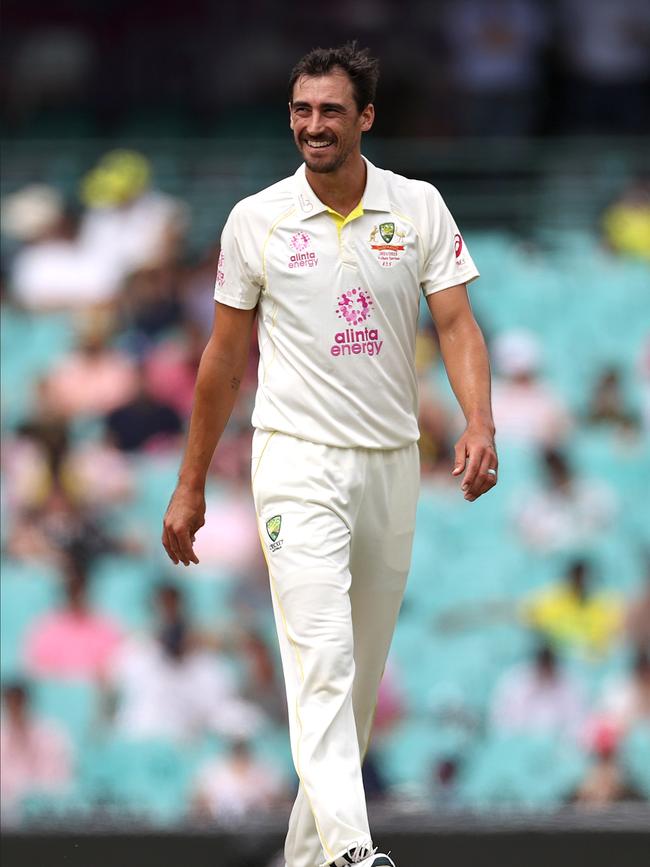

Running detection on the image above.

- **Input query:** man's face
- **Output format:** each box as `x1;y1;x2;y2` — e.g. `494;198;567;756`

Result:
289;70;374;174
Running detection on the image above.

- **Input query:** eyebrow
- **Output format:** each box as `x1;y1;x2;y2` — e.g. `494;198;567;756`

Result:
291;101;348;112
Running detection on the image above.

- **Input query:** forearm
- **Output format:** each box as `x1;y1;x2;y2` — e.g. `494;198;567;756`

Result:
177;342;247;490
438;316;494;433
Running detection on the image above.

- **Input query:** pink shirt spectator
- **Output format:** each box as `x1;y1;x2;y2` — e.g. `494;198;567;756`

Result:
24;610;122;679
44;350;138;419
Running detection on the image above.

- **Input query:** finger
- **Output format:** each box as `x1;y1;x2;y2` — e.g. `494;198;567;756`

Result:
452;441;467;476
174;526;200;566
167;526;190;566
465;450;496;500
162;526;180;565
461;450;482;493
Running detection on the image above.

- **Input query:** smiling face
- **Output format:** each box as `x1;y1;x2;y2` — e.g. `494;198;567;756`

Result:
289;69;374;174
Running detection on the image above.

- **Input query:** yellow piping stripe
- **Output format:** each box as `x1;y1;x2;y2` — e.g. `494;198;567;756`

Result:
252;432;334;861
260;206;296;385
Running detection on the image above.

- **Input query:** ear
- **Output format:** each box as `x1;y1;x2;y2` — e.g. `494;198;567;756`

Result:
360;103;375;133
288;102;294;130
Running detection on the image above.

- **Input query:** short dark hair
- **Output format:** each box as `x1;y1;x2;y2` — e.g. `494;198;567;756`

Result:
289;41;380;113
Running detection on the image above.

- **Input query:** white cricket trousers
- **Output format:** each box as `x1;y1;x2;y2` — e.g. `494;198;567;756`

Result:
251;430;419;867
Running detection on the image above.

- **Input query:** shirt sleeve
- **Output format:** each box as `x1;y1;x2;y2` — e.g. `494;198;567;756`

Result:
214;203;262;309
421;184;479;296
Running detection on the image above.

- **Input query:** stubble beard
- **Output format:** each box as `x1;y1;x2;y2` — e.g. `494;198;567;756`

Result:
298;137;353;174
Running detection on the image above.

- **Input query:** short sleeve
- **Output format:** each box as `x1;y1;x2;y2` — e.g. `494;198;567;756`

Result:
421;185;479;296
214;204;262;310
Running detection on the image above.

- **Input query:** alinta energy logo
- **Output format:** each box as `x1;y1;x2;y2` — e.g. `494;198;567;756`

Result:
331;288;383;358
216;250;225;287
288;231;319;270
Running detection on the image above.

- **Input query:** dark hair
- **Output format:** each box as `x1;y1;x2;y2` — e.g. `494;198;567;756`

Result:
3;680;29;704
288;41;380;113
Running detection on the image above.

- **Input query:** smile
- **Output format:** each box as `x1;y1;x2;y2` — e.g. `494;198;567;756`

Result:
305;140;333;149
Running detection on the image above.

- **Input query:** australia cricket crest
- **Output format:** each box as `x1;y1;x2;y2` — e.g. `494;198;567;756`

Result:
265;515;283;551
369;221;407;268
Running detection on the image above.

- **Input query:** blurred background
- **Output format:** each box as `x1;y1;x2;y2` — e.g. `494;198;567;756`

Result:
1;1;649;865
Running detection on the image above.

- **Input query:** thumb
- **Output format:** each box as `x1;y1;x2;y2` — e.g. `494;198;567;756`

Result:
452;442;466;475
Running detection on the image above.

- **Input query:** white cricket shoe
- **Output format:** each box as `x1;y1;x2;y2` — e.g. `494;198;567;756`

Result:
329;843;395;867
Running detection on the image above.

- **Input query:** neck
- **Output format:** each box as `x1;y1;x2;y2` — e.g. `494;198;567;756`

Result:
305;152;367;216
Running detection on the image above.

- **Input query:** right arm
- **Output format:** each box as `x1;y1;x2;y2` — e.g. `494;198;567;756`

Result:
162;301;256;566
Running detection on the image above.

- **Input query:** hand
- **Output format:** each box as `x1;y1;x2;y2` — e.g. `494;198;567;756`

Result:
162;485;206;566
451;425;498;502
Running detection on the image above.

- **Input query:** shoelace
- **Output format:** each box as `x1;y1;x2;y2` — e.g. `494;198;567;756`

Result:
321;842;378;866
343;842;378;864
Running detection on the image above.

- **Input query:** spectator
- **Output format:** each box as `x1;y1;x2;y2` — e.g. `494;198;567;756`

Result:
42;315;138;420
0;413;69;514
490;643;586;739
8;203;122;310
7;481;138;568
118;265;184;346
0;681;74;823
573;725;640;807
490;330;572;447
192;738;288;821
80;149;189;277
1;184;64;246
430;756;462;808
104;366;184;453
23;557;122;679
106;584;265;742
142;319;205;418
515;448;617;552
598;647;650;737
624;570;650;647
523;560;623;657
586;367;640;429
601;177;650;262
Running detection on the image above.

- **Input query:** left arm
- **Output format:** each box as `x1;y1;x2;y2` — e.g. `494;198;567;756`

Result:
426;283;497;501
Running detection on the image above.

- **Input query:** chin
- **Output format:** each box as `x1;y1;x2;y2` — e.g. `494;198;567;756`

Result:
303;149;346;174
305;159;339;174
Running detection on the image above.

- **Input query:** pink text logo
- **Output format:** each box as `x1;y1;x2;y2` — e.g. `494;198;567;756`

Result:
288;232;319;269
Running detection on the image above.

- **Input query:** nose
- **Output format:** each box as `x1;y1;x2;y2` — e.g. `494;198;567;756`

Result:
305;111;325;136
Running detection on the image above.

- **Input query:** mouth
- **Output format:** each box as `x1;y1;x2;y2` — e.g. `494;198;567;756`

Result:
303;138;334;151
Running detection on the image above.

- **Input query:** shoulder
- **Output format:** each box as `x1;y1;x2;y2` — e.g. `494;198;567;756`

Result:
381;167;441;206
228;174;296;231
379;167;447;229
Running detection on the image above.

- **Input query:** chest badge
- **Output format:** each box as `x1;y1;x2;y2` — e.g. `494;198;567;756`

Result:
369;222;407;268
288;231;319;270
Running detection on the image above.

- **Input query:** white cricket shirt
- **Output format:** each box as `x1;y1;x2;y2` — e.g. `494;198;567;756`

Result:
214;157;479;449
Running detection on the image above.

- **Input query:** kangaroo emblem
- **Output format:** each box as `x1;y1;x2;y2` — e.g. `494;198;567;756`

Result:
369;225;378;243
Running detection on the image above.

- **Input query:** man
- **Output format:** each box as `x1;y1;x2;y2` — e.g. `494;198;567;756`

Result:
163;43;497;867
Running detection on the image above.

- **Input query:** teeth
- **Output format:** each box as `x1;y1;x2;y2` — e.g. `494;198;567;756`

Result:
306;140;331;148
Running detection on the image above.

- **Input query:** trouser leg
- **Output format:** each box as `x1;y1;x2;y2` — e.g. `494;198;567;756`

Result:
252;433;372;867
280;443;420;867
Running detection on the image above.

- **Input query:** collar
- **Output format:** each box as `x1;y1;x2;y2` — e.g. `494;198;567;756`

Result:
292;156;391;221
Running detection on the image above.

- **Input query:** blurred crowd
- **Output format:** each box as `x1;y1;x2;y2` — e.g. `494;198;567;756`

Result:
1;135;649;827
3;0;650;139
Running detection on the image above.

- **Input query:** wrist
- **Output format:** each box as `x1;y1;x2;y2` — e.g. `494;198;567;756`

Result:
177;472;207;493
466;415;495;437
